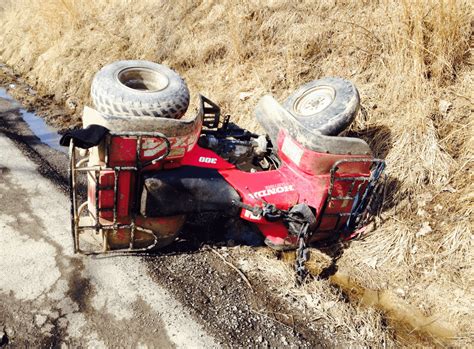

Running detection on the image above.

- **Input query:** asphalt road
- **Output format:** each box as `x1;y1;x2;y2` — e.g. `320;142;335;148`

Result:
0;99;218;347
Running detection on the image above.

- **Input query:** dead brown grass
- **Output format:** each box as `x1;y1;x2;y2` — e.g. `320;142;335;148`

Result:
0;0;472;346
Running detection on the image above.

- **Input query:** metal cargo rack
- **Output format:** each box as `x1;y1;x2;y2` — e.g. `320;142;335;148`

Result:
69;131;170;255
315;158;385;238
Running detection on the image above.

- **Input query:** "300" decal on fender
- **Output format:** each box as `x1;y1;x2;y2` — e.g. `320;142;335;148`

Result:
198;156;218;164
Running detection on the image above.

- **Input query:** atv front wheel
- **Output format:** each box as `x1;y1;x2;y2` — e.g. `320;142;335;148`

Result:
91;60;190;119
283;77;360;136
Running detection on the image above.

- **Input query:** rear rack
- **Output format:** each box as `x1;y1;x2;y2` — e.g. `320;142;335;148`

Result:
315;158;385;238
69;131;170;254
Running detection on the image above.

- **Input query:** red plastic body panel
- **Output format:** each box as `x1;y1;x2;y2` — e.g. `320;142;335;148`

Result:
277;129;371;175
88;128;374;246
107;132;200;168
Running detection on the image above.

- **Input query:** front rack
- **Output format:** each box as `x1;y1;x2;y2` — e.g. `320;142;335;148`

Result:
315;158;385;238
69;131;170;254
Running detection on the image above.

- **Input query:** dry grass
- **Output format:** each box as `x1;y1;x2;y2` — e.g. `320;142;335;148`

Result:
0;0;472;346
240;247;399;347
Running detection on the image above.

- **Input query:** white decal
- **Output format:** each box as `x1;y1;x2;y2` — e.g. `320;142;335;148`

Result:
248;184;295;199
198;156;217;164
281;136;304;166
243;209;262;220
142;138;168;157
142;136;195;158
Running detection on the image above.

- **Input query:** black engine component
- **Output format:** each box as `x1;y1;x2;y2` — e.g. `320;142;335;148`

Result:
140;166;241;217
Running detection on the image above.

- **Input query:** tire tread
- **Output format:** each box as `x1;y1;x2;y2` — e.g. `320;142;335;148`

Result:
91;60;190;119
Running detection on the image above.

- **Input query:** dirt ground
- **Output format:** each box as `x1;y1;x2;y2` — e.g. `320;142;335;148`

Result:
0;65;76;131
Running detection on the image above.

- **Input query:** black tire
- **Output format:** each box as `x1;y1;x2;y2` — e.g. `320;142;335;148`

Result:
283;77;360;136
91;60;190;119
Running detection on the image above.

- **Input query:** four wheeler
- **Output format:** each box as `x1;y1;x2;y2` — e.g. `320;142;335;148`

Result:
64;61;385;266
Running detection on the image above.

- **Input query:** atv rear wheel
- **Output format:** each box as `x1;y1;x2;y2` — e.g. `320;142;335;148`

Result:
283;77;360;136
91;60;190;119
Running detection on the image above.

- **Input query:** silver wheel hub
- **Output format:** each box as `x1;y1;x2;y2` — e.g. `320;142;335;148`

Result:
117;67;169;92
294;86;336;115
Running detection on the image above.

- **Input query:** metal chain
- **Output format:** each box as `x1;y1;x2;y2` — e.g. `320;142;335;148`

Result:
232;200;313;285
295;222;310;285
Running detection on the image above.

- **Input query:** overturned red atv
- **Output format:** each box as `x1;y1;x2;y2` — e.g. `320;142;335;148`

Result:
64;61;384;264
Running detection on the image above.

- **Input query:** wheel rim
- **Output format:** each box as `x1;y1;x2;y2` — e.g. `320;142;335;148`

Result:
117;67;169;92
293;86;336;116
